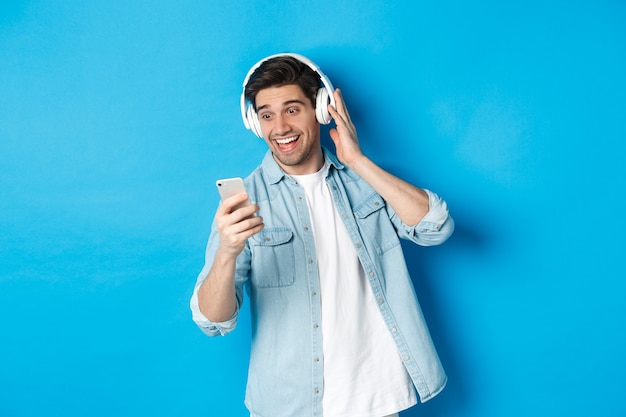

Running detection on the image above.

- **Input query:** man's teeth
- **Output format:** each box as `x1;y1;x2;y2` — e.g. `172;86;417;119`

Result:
276;136;298;145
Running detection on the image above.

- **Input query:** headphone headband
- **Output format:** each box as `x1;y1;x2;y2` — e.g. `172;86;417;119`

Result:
240;53;336;137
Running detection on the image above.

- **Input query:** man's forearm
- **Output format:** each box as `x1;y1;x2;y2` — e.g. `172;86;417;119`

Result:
349;155;430;226
197;249;238;322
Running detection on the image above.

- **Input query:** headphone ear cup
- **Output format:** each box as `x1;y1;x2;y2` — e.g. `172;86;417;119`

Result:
246;105;263;138
315;87;331;125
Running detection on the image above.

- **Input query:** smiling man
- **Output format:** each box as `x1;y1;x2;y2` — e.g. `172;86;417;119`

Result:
256;84;321;173
190;53;454;417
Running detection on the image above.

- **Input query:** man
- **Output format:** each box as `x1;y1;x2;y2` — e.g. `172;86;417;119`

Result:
190;53;454;417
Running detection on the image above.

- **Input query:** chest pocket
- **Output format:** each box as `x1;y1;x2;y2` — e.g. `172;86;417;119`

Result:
353;194;400;254
249;227;295;288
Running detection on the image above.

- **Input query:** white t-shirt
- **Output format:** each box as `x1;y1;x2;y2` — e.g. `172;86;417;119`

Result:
292;166;417;417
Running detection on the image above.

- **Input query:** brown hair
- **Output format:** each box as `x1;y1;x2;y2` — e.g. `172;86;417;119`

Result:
244;56;321;111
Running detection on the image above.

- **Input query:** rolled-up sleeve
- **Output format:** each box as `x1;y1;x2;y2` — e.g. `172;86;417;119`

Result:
399;189;454;246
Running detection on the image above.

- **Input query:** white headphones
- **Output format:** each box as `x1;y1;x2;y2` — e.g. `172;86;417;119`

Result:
240;53;336;138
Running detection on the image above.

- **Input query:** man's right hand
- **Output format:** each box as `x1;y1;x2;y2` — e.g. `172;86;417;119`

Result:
215;192;264;257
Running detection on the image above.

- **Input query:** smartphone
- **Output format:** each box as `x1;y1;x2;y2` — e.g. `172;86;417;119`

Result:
216;177;251;211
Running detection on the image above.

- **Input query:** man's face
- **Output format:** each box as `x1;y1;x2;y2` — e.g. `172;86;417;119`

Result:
255;84;323;175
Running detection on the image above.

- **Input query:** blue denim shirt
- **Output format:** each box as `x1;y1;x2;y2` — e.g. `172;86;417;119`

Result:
191;148;454;417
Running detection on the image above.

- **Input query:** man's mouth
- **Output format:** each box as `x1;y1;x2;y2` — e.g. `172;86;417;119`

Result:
275;135;298;145
274;135;299;152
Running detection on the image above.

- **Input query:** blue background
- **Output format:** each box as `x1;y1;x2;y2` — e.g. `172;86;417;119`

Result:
1;1;625;416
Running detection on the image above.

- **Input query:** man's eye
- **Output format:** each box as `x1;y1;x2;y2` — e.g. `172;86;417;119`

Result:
287;107;299;114
260;113;272;120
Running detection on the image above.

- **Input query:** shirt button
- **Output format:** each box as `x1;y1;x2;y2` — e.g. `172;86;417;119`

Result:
308;258;313;264
391;327;397;333
313;323;319;328
312;291;317;296
356;243;362;249
404;355;410;361
314;357;320;362
314;389;320;395
304;226;309;232
378;298;384;305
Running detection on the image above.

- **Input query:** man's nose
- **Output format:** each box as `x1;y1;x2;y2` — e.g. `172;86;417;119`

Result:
273;114;290;134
